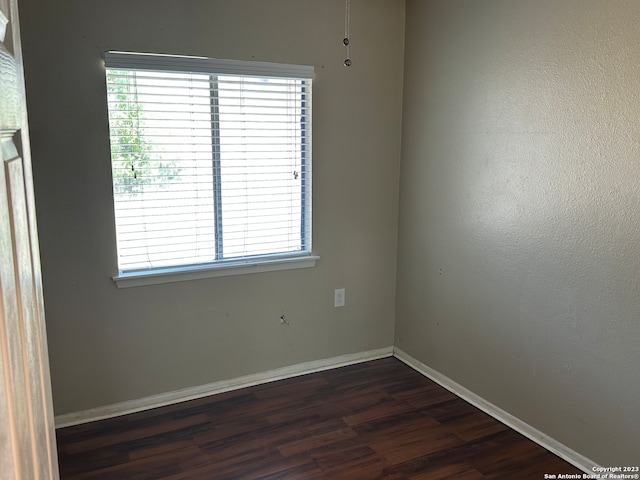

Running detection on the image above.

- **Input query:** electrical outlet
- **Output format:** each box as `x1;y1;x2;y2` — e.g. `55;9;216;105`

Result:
334;288;345;308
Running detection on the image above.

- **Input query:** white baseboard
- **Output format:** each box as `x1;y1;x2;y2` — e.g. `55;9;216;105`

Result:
393;347;600;474
54;346;394;429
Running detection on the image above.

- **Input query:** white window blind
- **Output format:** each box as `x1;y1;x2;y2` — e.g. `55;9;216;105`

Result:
104;52;313;274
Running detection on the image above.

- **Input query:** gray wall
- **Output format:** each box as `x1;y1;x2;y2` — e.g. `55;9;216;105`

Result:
396;0;640;464
19;0;405;415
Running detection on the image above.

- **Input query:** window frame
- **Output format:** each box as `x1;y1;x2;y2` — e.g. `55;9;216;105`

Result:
103;52;318;288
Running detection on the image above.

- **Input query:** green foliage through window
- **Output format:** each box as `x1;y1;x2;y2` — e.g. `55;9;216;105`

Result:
107;70;180;195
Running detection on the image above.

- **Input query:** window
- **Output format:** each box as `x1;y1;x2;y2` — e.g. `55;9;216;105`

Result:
103;52;316;287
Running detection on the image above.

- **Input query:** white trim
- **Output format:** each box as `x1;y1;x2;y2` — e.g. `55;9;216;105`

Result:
54;347;393;428
103;51;314;79
392;348;601;474
113;255;320;288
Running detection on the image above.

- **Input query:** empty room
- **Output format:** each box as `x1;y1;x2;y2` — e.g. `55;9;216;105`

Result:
2;0;638;478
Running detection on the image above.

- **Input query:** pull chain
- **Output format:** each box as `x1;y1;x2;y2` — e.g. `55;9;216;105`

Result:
343;0;351;66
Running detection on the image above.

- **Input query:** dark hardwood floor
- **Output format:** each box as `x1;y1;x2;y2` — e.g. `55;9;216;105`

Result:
56;357;583;479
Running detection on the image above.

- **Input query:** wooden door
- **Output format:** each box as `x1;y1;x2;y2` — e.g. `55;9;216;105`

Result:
0;0;60;478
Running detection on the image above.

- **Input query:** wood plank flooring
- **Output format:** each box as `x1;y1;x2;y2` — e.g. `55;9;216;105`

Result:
56;357;583;479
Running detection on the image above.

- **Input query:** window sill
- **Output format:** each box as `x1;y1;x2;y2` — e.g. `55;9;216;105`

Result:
113;254;320;288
